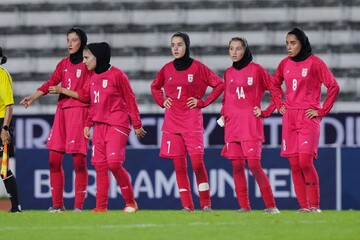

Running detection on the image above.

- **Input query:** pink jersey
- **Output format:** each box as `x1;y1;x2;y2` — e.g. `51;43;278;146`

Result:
84;66;142;130
38;57;90;109
272;55;339;116
220;63;275;142
151;60;224;133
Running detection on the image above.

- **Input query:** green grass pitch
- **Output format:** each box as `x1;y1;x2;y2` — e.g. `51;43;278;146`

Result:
1;210;359;240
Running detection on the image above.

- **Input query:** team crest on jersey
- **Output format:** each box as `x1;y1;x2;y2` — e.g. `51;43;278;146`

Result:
302;68;308;77
247;77;253;85
76;69;82;78
188;74;193;82
102;79;108;88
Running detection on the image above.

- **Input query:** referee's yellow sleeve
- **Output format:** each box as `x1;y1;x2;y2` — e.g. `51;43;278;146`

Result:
0;67;14;118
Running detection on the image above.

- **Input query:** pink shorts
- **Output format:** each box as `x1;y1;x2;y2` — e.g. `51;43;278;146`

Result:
281;109;320;158
159;131;204;159
221;140;262;160
91;123;130;165
46;107;89;155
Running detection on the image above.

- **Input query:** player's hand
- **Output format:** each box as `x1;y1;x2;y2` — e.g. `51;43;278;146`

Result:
49;86;63;94
253;106;262;117
279;105;286;115
84;127;91;140
305;109;319;119
163;98;172;109
187;97;198;109
217;115;225;127
134;127;147;138
1;130;11;145
20;96;34;108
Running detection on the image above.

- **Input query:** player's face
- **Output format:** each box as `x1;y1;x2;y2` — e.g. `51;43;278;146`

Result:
171;36;186;59
83;49;96;71
67;32;81;55
286;34;302;57
229;40;245;62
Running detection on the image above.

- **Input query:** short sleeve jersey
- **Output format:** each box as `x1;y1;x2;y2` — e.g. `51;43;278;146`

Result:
0;66;14;118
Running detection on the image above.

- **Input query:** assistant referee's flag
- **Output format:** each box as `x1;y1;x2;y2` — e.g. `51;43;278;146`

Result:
1;144;8;178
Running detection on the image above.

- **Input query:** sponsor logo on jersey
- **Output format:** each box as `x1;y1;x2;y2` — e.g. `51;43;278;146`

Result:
76;69;82;78
247;77;253;85
102;79;108;88
188;74;193;82
302;68;308;77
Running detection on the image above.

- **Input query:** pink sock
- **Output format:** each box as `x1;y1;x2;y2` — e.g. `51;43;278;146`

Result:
248;158;276;209
299;153;320;209
49;150;64;208
94;164;109;209
72;153;88;209
173;158;194;210
108;162;135;205
289;156;309;209
190;154;211;209
232;158;251;210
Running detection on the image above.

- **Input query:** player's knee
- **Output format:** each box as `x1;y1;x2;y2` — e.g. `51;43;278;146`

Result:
74;162;87;173
94;163;108;173
299;162;314;174
174;162;187;173
248;165;262;177
231;159;245;172
108;162;122;172
173;158;187;173
49;159;62;172
289;160;301;171
192;162;205;173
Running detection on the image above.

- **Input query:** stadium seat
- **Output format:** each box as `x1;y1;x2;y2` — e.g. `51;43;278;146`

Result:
1;0;359;113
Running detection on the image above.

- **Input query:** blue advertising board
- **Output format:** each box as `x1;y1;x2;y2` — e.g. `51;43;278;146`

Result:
341;147;360;210
12;113;360;149
15;147;343;210
11;113;360;210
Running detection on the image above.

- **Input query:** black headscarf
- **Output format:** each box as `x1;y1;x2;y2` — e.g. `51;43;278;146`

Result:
0;47;7;65
172;32;193;71
288;27;312;62
67;27;87;64
232;37;253;70
86;42;111;74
